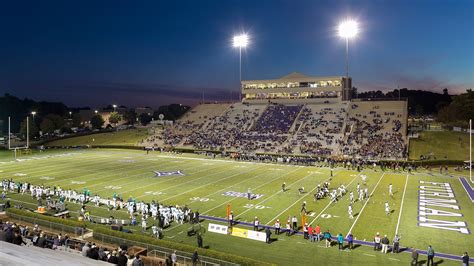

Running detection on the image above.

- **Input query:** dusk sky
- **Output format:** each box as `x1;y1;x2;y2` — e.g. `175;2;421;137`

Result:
0;0;473;108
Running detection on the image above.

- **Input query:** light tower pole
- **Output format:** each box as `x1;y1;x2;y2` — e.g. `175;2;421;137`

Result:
233;34;248;102
338;19;358;100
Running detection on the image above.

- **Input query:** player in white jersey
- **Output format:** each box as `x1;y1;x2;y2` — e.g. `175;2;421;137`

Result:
385;202;390;215
348;204;354;219
389;184;393;197
349;191;354;204
361;174;367;184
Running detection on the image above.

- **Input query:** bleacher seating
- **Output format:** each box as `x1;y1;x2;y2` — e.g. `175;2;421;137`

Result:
144;100;407;159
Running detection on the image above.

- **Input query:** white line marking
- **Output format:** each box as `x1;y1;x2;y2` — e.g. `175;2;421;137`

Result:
237;172;315;219
347;173;385;235
363;253;375;257
395;175;409;235
389;258;400;261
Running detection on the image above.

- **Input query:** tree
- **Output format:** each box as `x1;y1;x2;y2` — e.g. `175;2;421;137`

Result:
109;112;122;124
123;109;137;125
40;118;56;134
90;115;104;129
139;113;152;126
72;113;82;127
19;117;39;139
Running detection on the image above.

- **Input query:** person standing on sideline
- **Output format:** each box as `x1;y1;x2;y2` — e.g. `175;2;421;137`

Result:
197;233;203;248
247;188;252;200
253;217;259;231
323;230;332;248
337;233;344;250
274;219;280;235
381;235;389;253
393;234;401;254
292;216;298;232
374;233;381;251
346;232;354;250
411;248;419;265
427;245;435;266
315;224;321;241
228;211;234;227
285;221;291;236
308;225;314;242
461;252;469;266
265;227;271;244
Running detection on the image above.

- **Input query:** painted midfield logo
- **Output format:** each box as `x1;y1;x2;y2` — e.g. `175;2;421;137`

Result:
153;170;185;177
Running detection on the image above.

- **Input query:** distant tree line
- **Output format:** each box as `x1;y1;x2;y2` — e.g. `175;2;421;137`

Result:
0;93;191;139
437;89;474;128
356;88;452;115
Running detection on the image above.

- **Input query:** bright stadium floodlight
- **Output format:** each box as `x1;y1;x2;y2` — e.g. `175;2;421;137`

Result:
112;104;117;112
338;20;359;39
233;34;248;48
338;19;359;98
233;34;249;101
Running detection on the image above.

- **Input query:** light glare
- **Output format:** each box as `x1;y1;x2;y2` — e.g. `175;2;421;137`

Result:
338;20;358;39
233;34;248;48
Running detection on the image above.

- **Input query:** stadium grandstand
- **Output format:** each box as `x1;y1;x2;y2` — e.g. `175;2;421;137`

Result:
145;72;408;160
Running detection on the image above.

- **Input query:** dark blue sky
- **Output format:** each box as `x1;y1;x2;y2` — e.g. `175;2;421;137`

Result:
0;0;473;107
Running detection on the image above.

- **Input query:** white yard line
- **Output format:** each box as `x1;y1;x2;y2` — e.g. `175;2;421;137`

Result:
395;175;409;236
346;173;385;235
308;173;360;225
158;166;264;202
201;168;302;215
263;171;341;224
236;172;315;220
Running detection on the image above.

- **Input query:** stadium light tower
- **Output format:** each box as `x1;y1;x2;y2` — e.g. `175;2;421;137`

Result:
112;104;117;112
233;34;248;84
338;19;358;79
31;111;36;121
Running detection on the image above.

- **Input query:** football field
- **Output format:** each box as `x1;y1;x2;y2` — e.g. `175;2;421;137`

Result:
1;148;473;265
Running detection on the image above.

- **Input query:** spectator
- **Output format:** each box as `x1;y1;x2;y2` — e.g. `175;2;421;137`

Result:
171;251;177;265
117;251;128;266
37;233;46;248
192;250;199;266
108;250;119;264
82;242;90;257
132;254;144;266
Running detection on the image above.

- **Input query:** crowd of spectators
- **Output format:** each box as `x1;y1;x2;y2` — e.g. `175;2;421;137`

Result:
142;102;407;159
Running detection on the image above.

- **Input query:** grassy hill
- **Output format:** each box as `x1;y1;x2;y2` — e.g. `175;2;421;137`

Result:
409;131;473;161
44;128;148;147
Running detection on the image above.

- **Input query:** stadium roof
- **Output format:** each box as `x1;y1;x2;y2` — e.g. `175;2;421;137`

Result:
242;72;344;84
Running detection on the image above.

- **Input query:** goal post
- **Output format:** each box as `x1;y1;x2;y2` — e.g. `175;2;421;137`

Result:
8;116;30;160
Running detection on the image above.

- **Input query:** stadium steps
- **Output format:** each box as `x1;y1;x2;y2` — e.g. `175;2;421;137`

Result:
0;241;109;266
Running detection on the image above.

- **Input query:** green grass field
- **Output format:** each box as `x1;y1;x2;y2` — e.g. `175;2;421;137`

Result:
1;148;472;265
409;131;473;161
44;128;149;147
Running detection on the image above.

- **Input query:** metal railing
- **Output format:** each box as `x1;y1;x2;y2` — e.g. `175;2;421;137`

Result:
7;212;87;239
93;232;239;266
